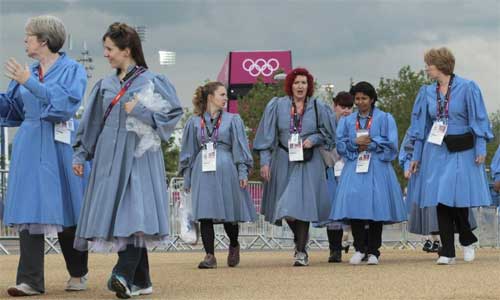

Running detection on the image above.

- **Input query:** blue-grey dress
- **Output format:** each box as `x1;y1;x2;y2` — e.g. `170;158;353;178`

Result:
253;96;336;225
330;108;407;223
490;146;500;206
179;112;256;222
0;53;87;235
410;75;493;208
399;130;476;235
73;68;183;251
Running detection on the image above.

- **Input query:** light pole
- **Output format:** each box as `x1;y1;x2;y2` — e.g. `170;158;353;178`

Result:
76;41;94;79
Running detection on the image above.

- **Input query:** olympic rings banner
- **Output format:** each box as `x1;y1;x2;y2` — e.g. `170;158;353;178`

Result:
229;51;292;84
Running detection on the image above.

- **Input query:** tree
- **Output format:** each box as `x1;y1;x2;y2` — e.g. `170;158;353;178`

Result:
486;110;500;167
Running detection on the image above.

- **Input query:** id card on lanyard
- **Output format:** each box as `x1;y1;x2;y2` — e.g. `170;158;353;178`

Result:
288;100;306;162
334;159;345;177
428;75;454;146
355;113;372;173
201;113;222;172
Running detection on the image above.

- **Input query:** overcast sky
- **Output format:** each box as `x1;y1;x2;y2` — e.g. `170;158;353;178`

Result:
1;0;499;113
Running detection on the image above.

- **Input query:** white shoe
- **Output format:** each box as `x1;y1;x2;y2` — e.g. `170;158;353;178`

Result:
130;285;153;296
463;245;475;262
349;251;365;265
436;256;456;265
293;251;309;266
367;254;379;265
7;283;42;296
65;274;88;291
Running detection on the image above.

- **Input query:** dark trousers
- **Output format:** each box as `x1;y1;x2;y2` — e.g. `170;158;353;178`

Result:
113;245;151;288
17;227;88;292
327;229;343;251
200;219;239;255
287;219;310;253
351;220;383;257
436;203;478;258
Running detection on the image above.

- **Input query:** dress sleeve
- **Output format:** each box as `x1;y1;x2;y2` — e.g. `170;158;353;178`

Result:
335;116;358;161
252;97;279;167
230;114;254;181
178;117;199;190
409;86;429;162
0;80;24;126
368;112;399;162
465;80;494;157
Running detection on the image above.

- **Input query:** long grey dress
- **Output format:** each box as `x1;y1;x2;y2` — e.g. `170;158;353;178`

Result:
179;112;256;222
72;68;183;251
253;96;336;225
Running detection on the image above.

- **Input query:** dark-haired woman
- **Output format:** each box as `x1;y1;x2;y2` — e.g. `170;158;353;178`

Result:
72;23;183;298
179;82;255;269
253;68;336;266
330;82;406;265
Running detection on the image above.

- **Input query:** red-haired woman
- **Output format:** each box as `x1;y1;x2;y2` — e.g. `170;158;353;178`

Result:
253;67;336;266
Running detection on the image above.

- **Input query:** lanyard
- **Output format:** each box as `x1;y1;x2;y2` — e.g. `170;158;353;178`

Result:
201;112;222;145
38;65;44;83
289;98;307;134
436;74;454;120
355;110;373;131
102;66;146;123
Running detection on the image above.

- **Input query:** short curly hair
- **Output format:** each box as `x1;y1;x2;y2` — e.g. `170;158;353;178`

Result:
424;47;455;75
284;67;314;97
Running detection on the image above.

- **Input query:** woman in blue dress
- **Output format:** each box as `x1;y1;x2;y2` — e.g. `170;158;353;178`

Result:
408;47;493;265
179;81;255;269
253;68;336;267
491;146;500;206
330;82;406;265
1;15;89;297
72;23;183;298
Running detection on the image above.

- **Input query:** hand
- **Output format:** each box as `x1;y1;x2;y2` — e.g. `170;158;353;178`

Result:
358;145;368;152
404;170;412;180
260;165;270;182
475;155;485;165
356;135;371;146
4;58;30;84
303;139;313;149
494;181;500;192
409;161;419;174
240;179;248;189
124;96;139;114
72;164;84;177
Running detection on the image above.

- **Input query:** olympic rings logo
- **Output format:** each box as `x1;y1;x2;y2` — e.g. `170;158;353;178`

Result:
242;58;280;77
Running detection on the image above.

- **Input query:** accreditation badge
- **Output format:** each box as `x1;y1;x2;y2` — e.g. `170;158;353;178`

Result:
54;118;73;144
334;159;345;177
202;142;217;172
356;129;369;138
356;151;371;173
288;133;303;161
427;121;447;146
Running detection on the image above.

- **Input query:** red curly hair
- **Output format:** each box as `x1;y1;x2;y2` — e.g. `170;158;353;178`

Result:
284;67;314;97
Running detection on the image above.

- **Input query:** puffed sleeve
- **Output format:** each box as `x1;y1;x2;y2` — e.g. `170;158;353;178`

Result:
129;74;183;141
230;114;254;181
335;116;358;161
178;117;200;190
0;81;24;126
409;86;430;162
252;97;279;167
492;146;500;182
465;81;494;157
72;80;104;164
368;112;399;162
398;129;413;172
23;64;86;123
305;100;336;150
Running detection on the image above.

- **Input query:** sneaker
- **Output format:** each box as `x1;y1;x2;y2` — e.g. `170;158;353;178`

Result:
227;244;240;267
7;283;42;297
367;254;379;265
65;274;88;291
293;251;309;266
430;240;441;253
109;274;131;299
349;251;365;265
463;244;475;262
130;285;153;296
198;254;217;269
328;250;342;263
436;256;456;265
422;239;433;252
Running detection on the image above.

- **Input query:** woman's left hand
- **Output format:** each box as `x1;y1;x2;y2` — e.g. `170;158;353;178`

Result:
124;96;139;114
4;58;30;84
240;179;248;189
494;181;500;192
475;155;486;165
303;139;313;149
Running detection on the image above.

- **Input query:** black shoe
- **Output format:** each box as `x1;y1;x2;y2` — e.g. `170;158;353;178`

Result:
328;250;342;263
361;253;369;262
430;240;440;253
343;244;350;254
422;240;433;252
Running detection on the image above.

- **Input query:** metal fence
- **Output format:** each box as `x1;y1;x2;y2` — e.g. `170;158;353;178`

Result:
1;174;499;254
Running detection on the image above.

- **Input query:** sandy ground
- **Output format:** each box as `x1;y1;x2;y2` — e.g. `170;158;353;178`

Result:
1;249;500;300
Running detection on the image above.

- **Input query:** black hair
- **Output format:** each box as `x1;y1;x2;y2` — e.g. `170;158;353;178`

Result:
333;91;354;107
350;81;377;108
